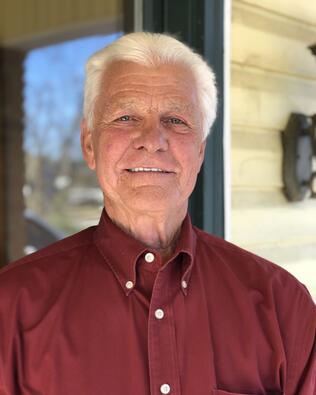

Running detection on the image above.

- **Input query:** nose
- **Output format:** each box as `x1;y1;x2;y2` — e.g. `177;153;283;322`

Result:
133;119;168;153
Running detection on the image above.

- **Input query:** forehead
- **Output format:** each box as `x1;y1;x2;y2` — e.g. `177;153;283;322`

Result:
98;60;199;111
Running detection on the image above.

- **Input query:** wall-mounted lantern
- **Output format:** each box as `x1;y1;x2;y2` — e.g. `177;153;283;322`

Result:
282;113;316;201
308;43;316;56
282;45;316;202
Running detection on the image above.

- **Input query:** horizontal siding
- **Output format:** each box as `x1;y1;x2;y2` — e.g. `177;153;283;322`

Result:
231;0;316;299
232;21;316;79
231;128;282;188
231;85;316;133
238;0;316;26
232;195;316;248
0;0;122;45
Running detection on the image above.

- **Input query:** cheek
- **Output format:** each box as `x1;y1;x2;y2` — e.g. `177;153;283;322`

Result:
94;135;128;176
92;142;111;184
181;147;204;190
179;142;203;171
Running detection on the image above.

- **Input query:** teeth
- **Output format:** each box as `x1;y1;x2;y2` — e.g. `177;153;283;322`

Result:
129;167;165;172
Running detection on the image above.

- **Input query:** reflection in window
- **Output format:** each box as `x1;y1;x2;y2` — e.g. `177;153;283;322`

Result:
23;33;122;252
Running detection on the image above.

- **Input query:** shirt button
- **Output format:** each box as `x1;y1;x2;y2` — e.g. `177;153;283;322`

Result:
160;383;171;394
155;309;164;319
125;281;134;289
145;252;155;263
181;280;188;289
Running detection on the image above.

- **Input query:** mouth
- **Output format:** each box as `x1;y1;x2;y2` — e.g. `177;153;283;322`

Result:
126;167;172;173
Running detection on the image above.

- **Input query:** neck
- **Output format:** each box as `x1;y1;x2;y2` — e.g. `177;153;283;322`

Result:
105;201;187;263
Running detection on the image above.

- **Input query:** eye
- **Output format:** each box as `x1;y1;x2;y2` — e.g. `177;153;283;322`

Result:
116;115;131;122
167;117;185;125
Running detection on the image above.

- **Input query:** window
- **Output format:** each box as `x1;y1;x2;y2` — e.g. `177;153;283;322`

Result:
23;33;122;253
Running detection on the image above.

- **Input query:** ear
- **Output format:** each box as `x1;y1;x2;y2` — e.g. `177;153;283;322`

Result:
80;119;96;170
197;141;206;172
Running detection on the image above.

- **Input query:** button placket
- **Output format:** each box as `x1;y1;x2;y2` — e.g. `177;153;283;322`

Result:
148;265;181;394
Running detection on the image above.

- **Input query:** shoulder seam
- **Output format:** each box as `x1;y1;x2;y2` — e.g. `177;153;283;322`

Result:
0;235;94;277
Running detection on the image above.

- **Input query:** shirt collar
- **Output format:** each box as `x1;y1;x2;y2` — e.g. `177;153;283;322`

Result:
93;209;197;296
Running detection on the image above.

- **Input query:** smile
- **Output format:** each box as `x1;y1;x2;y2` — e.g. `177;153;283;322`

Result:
127;167;171;173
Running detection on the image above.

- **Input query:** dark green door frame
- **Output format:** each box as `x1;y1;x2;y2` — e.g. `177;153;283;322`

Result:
124;0;226;237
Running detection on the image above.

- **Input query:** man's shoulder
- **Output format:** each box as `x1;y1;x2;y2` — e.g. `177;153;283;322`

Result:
194;225;276;267
193;226;314;301
0;226;97;285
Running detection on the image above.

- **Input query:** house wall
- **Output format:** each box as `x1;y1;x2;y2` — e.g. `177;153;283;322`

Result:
231;0;316;298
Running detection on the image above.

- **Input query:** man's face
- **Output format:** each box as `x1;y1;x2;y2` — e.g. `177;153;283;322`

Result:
81;61;206;216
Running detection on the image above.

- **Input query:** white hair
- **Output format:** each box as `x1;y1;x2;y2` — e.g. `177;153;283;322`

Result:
83;32;217;139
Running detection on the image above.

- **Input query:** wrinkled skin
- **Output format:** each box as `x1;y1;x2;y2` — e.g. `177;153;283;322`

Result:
81;61;205;258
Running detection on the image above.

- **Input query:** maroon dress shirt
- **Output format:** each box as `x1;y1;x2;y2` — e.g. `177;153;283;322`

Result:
0;210;315;395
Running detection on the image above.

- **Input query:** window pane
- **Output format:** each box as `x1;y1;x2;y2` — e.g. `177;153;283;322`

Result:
23;33;122;253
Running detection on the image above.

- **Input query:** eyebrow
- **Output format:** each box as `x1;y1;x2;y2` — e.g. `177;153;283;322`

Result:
103;97;146;113
162;97;197;114
104;96;197;115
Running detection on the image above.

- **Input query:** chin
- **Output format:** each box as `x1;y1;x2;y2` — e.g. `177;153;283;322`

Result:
125;187;179;213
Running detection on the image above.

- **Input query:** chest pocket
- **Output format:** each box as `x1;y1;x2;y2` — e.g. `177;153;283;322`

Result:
213;390;283;395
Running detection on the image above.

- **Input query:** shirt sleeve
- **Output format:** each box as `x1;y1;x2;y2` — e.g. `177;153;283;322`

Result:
293;338;316;395
0;270;19;395
280;280;316;394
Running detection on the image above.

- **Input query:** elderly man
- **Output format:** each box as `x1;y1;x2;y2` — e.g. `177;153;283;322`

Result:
0;32;315;395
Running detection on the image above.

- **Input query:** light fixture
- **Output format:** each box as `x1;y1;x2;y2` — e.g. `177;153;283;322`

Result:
282;45;316;201
282;113;316;201
308;43;316;56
